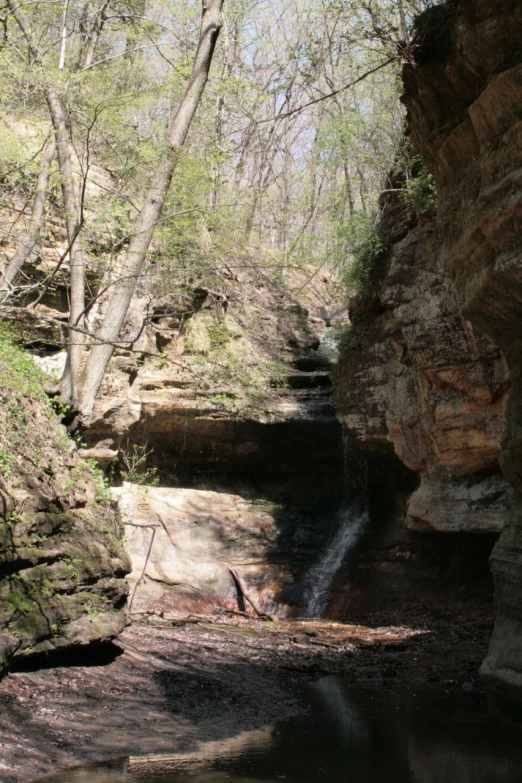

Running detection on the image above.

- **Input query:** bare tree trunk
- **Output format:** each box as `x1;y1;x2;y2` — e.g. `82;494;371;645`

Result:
58;0;70;70
46;89;86;407
357;164;368;213
209;16;229;211
80;0;111;69
279;139;291;253
233;125;254;192
0;137;56;298
288;171;325;258
78;0;225;421
7;0;86;406
397;0;408;41
210;10;241;210
343;160;355;216
245;122;279;241
122;0;147;59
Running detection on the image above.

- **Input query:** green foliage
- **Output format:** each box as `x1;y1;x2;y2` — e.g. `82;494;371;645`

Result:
0;325;50;474
119;442;159;486
152;353;170;370
263;360;288;389
0;325;120;518
207;322;231;349
0;0;418;329
336;213;389;296
0;122;44;194
209;393;241;414
330;321;353;354
402;160;437;216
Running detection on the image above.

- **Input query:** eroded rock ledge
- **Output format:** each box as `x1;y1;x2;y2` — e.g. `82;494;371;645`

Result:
50;267;346;512
401;0;522;711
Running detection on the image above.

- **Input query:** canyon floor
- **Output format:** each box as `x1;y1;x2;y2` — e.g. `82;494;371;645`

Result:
0;609;493;782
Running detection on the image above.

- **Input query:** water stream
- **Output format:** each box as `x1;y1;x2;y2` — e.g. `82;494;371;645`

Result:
302;504;368;618
302;429;369;619
39;679;522;783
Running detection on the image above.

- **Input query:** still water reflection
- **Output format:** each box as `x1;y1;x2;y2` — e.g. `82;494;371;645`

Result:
40;678;522;783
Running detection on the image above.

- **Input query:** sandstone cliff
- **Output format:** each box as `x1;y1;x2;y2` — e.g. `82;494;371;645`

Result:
74;266;345;495
382;0;522;712
333;0;522;715
0;330;129;671
334;186;512;534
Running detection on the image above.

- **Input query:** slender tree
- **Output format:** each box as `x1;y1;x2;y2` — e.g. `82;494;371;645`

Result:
78;0;225;420
7;0;87;405
0;137;56;297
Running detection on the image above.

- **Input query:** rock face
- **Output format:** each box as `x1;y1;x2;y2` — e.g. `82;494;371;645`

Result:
118;484;344;619
74;267;345;496
0;334;129;671
400;0;522;712
334;194;512;534
16;212;352;622
96;273;351;622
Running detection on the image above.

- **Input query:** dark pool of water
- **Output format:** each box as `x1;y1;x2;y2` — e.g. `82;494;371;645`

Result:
40;678;522;783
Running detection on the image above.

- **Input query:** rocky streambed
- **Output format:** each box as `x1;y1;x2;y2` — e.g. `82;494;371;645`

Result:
0;609;497;782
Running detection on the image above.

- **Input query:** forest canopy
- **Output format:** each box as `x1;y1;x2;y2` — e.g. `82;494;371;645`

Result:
0;0;437;414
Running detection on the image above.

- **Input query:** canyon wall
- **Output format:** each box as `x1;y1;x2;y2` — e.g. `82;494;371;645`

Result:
402;0;522;713
335;0;522;712
334;193;512;534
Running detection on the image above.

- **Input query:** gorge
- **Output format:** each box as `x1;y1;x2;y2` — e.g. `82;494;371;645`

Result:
1;0;522;780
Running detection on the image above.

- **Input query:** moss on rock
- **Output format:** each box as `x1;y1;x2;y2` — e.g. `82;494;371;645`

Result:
0;327;129;670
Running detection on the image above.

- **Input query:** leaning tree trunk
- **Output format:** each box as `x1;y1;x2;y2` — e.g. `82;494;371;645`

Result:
77;0;225;421
0;137;56;298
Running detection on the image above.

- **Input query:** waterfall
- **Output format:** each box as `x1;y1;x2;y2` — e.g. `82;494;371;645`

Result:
302;504;368;619
303;433;368;619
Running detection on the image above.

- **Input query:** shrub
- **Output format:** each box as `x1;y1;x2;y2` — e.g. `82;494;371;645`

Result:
401;158;437;216
337;212;389;296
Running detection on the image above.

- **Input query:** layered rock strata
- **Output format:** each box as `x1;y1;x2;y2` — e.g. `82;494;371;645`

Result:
401;0;522;711
73;268;345;496
334;194;511;534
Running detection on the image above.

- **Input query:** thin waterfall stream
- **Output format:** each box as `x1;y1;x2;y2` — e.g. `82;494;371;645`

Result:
303;432;369;619
302;504;368;618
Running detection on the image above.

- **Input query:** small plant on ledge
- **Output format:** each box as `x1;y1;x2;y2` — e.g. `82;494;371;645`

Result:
119;442;159;486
